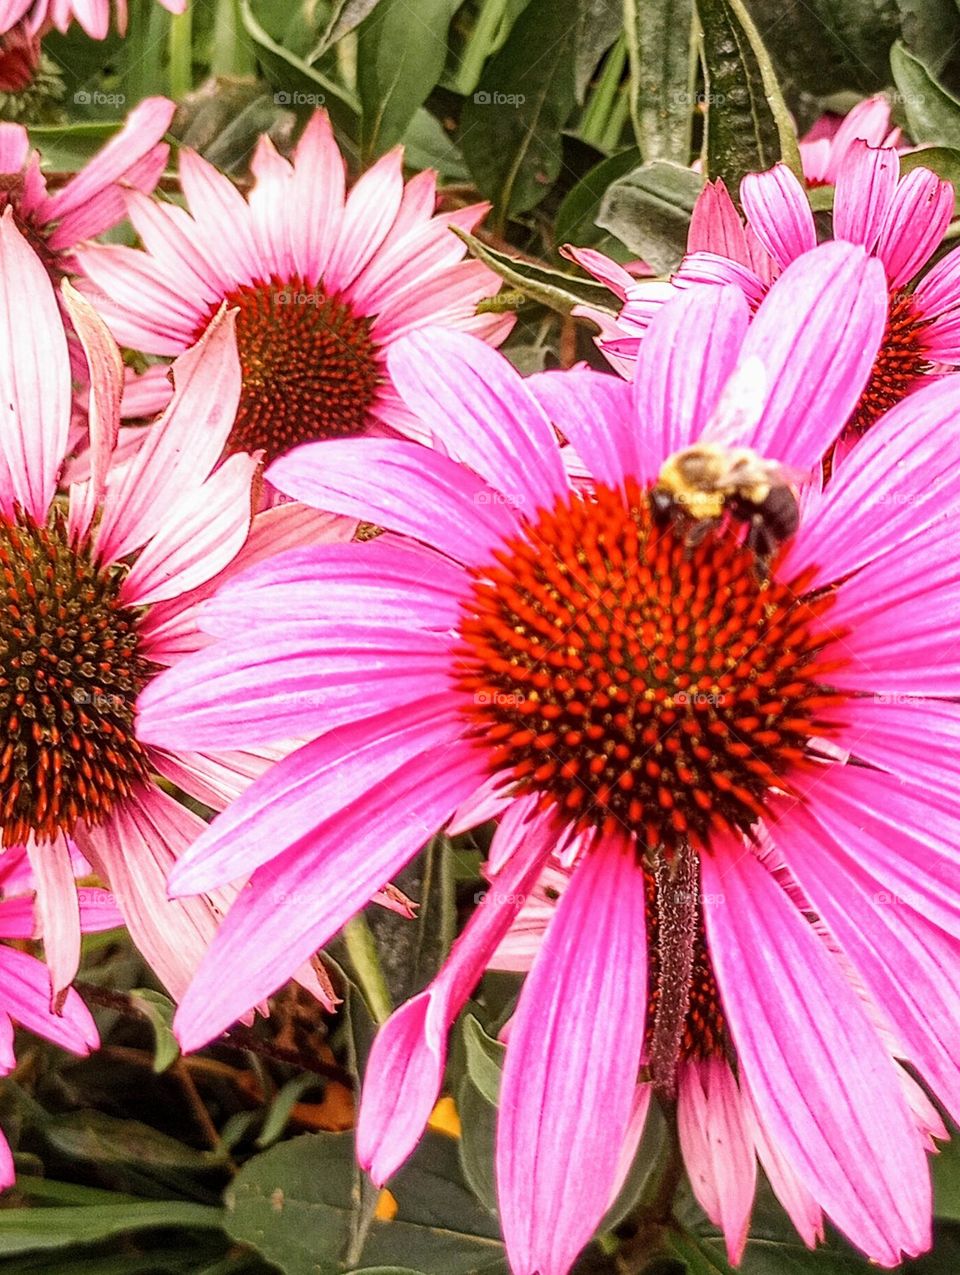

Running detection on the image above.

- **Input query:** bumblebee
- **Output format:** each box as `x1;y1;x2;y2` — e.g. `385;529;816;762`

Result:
651;443;801;570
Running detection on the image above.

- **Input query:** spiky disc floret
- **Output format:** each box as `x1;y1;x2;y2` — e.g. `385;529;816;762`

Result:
847;288;933;437
205;276;382;462
455;478;846;855
0;508;153;847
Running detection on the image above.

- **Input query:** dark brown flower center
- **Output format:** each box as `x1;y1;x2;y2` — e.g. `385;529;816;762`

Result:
203;276;382;463
455;479;846;856
847;288;933;438
0;508;153;847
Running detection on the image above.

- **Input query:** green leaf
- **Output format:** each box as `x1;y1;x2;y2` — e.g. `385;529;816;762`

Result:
224;1131;506;1275
456;1077;498;1215
239;0;361;147
27;122;125;171
743;0;899;96
315;0;385;53
461;1015;505;1108
895;0;960;79
356;0;461;159
128;988;179;1073
452;227;618;315
256;1074;319;1149
0;1203;223;1255
575;0;624;102
460;0;579;223
554;146;643;248
933;1124;960;1220
402;110;469;181
698;0;802;191
891;41;960;149
623;0;696;161
597;159;703;271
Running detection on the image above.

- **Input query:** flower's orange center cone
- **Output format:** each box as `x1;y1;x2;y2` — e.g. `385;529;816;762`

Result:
0;509;151;846
847;288;933;438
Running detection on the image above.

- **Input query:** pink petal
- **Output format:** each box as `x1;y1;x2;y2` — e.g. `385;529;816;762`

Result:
0;947;97;1055
95;307;241;564
678;1058;756;1263
386;328;568;513
688;179;751;263
874;166;953;287
0;208;70;522
524;366;639;490
26;835;80;1002
772;791;960;1125
632;285;750;481
560;245;634;300
832;142;898;251
701;843;930;1265
289;111;346;283
74;784;224;1002
740;164;816;269
740;1078;824;1247
267;438;523;567
357;812;557;1184
327;147;405;292
496;836;648;1275
736;241;887;467
173;740;487;1052
166;696;465;896
831;696;960;792
673;252;769;307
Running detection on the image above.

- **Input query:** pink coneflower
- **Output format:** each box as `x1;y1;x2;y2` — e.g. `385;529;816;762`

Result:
0;0;184;39
0;96;173;363
140;240;960;1270
799;93;901;187
77;110;512;466
0;19;39;91
0;208;349;1014
0;845;109;1187
573;141;960;445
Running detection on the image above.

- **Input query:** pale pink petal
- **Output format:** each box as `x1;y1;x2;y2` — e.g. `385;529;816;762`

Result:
386;328;567;512
673;252;768;307
873;167;953;287
632;285;750;480
736;241;887;467
0;120;29;171
75;248;202;353
0;1129;12;1190
832;142;898;251
95;307;241;564
74;784;223;1003
0;947;97;1054
560;244;634;301
0;208;70;521
267;438;523;567
177;149;262;287
327;147;405;292
678;1057;756;1264
289;111;346;283
701;843;930;1265
524;366;638;490
497;837;648;1275
26;835;80;1001
741;164;816;269
166;696;464;896
357;813;557;1183
447;772;512;836
740;1077;824;1246
173;741;487;1052
486;792;544;875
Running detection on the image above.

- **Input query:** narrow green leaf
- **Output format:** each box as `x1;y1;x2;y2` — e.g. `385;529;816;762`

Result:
623;0;696;161
452;227;618;315
0;1203;223;1255
597;159;703;271
697;0;801;191
575;0;624;102
460;0;579;223
554;146;643;248
356;0;460;159
891;40;960;149
129;988;179;1074
255;1073;318;1149
316;0;384;53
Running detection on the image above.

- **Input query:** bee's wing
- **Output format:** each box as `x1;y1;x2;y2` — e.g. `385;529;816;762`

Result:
702;355;767;449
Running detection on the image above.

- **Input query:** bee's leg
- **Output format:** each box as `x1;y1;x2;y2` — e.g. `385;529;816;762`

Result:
745;516;776;575
683;518;716;551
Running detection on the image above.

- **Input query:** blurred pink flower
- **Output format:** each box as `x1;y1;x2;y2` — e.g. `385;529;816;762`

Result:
799;93;902;187
573;141;960;446
139;240;960;1270
77;110;513;466
0;0;184;39
0;210;346;1011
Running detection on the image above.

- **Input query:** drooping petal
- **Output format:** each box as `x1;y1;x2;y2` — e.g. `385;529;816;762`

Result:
357;812;557;1184
173;741;488;1052
0;946;98;1055
678;1057;756;1263
496;836;648;1275
26;834;80;1002
701;842;930;1265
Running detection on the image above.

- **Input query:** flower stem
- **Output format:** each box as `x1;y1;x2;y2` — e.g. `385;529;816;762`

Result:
343;914;393;1024
168;6;194;100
